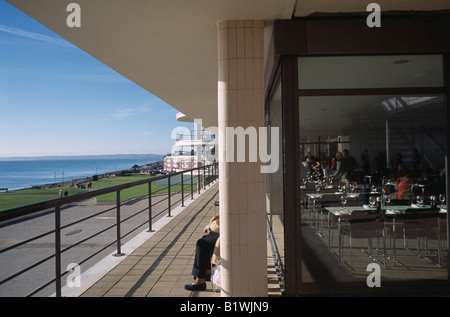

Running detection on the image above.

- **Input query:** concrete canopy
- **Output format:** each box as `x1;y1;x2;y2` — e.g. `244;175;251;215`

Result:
7;0;450;127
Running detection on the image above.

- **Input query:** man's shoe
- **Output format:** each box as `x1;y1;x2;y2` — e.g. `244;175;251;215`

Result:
184;282;207;291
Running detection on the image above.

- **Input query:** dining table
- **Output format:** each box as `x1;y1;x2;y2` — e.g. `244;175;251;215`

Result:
324;204;447;267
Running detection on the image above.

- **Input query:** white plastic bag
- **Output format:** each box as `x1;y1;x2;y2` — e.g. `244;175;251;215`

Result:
211;264;222;287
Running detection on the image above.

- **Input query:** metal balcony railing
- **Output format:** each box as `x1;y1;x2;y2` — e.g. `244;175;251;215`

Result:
175;131;215;142
0;163;218;297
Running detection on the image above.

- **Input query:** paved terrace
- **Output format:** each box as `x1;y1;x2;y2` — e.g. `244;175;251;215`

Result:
63;182;282;297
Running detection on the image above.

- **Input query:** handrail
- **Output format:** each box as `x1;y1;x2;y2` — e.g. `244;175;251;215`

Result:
175;130;215;142
0;164;215;222
0;163;218;297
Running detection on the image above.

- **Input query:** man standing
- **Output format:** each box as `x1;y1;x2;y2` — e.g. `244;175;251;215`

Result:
342;149;358;181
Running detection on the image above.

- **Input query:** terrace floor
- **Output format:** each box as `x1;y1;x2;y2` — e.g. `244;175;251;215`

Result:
62;181;282;297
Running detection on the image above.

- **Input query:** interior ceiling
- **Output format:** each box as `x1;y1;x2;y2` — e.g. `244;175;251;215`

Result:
299;95;445;137
297;54;444;136
298;55;444;89
7;0;450;127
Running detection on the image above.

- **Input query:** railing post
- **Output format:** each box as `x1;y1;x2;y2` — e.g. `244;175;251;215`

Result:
190;169;194;199
203;166;206;190
208;165;210;186
181;172;185;207
198;167;201;194
55;205;61;297
167;175;172;217
113;190;125;257
147;182;153;232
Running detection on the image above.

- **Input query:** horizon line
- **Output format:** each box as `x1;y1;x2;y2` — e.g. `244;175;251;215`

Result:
0;153;167;160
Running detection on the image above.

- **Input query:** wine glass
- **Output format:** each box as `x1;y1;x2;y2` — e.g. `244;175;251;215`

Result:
384;195;391;208
416;195;424;206
349;182;355;194
439;194;445;205
369;196;376;207
341;195;347;210
315;182;321;195
338;184;344;194
328;176;334;187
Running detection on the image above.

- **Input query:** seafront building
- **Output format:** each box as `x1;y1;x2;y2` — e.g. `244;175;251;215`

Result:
6;0;450;296
164;126;216;172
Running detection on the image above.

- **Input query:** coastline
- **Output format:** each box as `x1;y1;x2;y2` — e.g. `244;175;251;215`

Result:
0;154;164;162
23;160;164;191
0;160;165;211
0;155;164;192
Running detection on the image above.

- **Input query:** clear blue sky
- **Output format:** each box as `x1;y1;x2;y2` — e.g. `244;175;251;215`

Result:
0;0;193;158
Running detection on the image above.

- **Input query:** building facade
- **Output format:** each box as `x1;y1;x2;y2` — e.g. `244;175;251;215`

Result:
266;14;450;296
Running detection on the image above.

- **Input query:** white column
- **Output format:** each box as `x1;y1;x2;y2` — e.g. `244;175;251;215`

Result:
218;20;267;297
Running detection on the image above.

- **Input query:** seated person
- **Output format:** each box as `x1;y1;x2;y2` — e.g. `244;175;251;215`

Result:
302;157;321;179
331;152;343;180
388;169;413;200
377;170;414;221
184;215;219;291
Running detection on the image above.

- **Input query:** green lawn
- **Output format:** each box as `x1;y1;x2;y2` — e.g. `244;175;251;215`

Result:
0;186;86;210
90;174;196;202
0;173;197;211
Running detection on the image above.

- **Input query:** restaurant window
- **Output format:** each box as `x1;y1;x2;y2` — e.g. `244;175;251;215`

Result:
297;55;448;290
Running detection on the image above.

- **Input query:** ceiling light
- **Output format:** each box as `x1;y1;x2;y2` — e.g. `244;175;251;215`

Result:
393;59;409;64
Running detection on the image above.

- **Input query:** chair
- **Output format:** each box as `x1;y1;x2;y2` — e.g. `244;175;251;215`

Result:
412;215;447;267
387;211;446;268
437;217;448;266
338;211;386;268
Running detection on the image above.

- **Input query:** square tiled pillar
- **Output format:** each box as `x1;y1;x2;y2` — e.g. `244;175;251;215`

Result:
218;20;267;297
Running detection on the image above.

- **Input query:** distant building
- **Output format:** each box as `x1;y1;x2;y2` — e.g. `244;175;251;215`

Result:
164;128;216;172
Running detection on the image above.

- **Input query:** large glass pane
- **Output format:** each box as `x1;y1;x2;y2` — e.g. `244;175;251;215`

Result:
266;80;285;290
298;55;444;89
299;94;448;285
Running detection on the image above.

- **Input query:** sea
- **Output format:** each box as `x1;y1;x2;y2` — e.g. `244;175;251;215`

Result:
0;154;164;191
